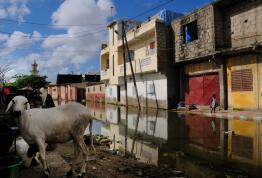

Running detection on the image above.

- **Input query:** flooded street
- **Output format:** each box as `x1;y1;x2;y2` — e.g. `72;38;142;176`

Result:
87;102;262;178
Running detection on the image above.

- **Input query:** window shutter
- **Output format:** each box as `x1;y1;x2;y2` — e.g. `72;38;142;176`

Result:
231;69;253;92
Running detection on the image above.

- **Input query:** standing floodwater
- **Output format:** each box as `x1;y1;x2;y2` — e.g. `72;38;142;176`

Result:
87;102;261;178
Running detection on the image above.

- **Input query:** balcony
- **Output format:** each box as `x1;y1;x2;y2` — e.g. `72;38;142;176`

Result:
118;54;157;77
100;69;109;80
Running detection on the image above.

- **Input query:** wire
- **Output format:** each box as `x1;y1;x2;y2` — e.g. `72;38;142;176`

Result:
130;0;176;20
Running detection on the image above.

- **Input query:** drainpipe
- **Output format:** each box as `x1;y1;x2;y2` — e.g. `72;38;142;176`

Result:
222;57;228;110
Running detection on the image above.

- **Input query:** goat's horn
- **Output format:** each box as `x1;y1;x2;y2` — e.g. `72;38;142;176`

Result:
6;100;14;112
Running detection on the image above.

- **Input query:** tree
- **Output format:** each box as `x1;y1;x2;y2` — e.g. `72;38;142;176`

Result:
5;75;49;90
0;64;11;83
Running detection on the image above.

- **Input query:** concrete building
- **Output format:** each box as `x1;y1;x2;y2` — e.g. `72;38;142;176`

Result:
86;83;106;103
48;83;84;102
172;0;262;110
100;10;182;109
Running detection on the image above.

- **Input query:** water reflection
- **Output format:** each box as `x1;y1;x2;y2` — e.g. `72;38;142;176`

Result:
85;102;261;177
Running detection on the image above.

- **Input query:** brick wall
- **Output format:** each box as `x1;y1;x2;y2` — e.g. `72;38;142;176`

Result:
172;5;216;62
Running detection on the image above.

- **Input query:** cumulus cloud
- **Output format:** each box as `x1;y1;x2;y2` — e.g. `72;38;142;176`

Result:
1;0;115;82
0;0;30;21
40;0;115;79
0;30;42;56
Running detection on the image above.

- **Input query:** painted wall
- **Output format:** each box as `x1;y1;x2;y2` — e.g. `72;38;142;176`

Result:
119;73;168;109
86;84;105;103
105;85;118;104
227;54;261;109
48;85;77;101
48;86;59;100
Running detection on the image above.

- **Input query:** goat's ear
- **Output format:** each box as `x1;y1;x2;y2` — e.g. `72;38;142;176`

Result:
6;100;14;112
25;102;30;110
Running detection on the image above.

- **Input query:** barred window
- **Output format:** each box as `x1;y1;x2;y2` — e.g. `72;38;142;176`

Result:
231;69;253;92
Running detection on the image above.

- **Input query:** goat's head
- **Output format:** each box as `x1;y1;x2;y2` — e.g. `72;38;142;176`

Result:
6;96;30;116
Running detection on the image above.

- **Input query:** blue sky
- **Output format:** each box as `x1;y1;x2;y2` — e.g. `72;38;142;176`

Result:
0;0;214;82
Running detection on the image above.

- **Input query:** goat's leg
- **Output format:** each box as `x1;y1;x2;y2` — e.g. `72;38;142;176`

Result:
89;120;96;153
66;139;79;177
36;139;50;177
77;137;89;178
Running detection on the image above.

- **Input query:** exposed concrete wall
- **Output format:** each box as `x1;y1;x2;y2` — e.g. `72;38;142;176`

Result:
172;5;216;62
221;0;262;48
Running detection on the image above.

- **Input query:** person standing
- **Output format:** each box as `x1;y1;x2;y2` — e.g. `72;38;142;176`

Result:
210;94;218;113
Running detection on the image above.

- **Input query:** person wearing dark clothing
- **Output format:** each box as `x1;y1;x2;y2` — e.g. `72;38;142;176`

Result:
43;94;55;108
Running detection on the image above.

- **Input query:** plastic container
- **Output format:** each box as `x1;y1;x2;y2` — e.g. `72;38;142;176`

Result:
0;156;22;178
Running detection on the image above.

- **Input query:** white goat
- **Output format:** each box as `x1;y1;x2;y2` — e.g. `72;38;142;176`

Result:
6;95;95;177
9;137;42;168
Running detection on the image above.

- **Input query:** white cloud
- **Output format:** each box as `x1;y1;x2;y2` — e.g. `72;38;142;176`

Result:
0;0;30;21
5;53;40;81
0;31;42;56
2;0;115;82
40;0;115;79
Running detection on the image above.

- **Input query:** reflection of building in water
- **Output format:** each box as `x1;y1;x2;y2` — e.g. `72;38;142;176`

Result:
228;119;262;166
86;102;106;122
185;115;220;151
90;103;261;177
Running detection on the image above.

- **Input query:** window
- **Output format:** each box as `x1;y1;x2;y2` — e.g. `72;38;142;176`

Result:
93;87;95;92
148;83;155;95
232;69;253;92
149;121;155;131
109;88;112;96
146;41;156;55
112;55;114;76
112;27;115;45
106;59;109;69
53;88;56;91
100;86;102;91
183;21;198;43
87;88;89;92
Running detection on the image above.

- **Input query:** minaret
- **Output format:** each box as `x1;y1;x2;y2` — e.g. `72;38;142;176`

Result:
31;60;39;76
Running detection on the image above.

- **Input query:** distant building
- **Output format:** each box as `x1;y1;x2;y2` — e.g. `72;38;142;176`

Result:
31;60;39;76
56;74;82;84
56;74;100;84
86;83;105;103
48;73;102;104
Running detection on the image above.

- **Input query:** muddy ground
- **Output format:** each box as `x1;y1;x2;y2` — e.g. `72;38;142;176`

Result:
20;142;184;178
